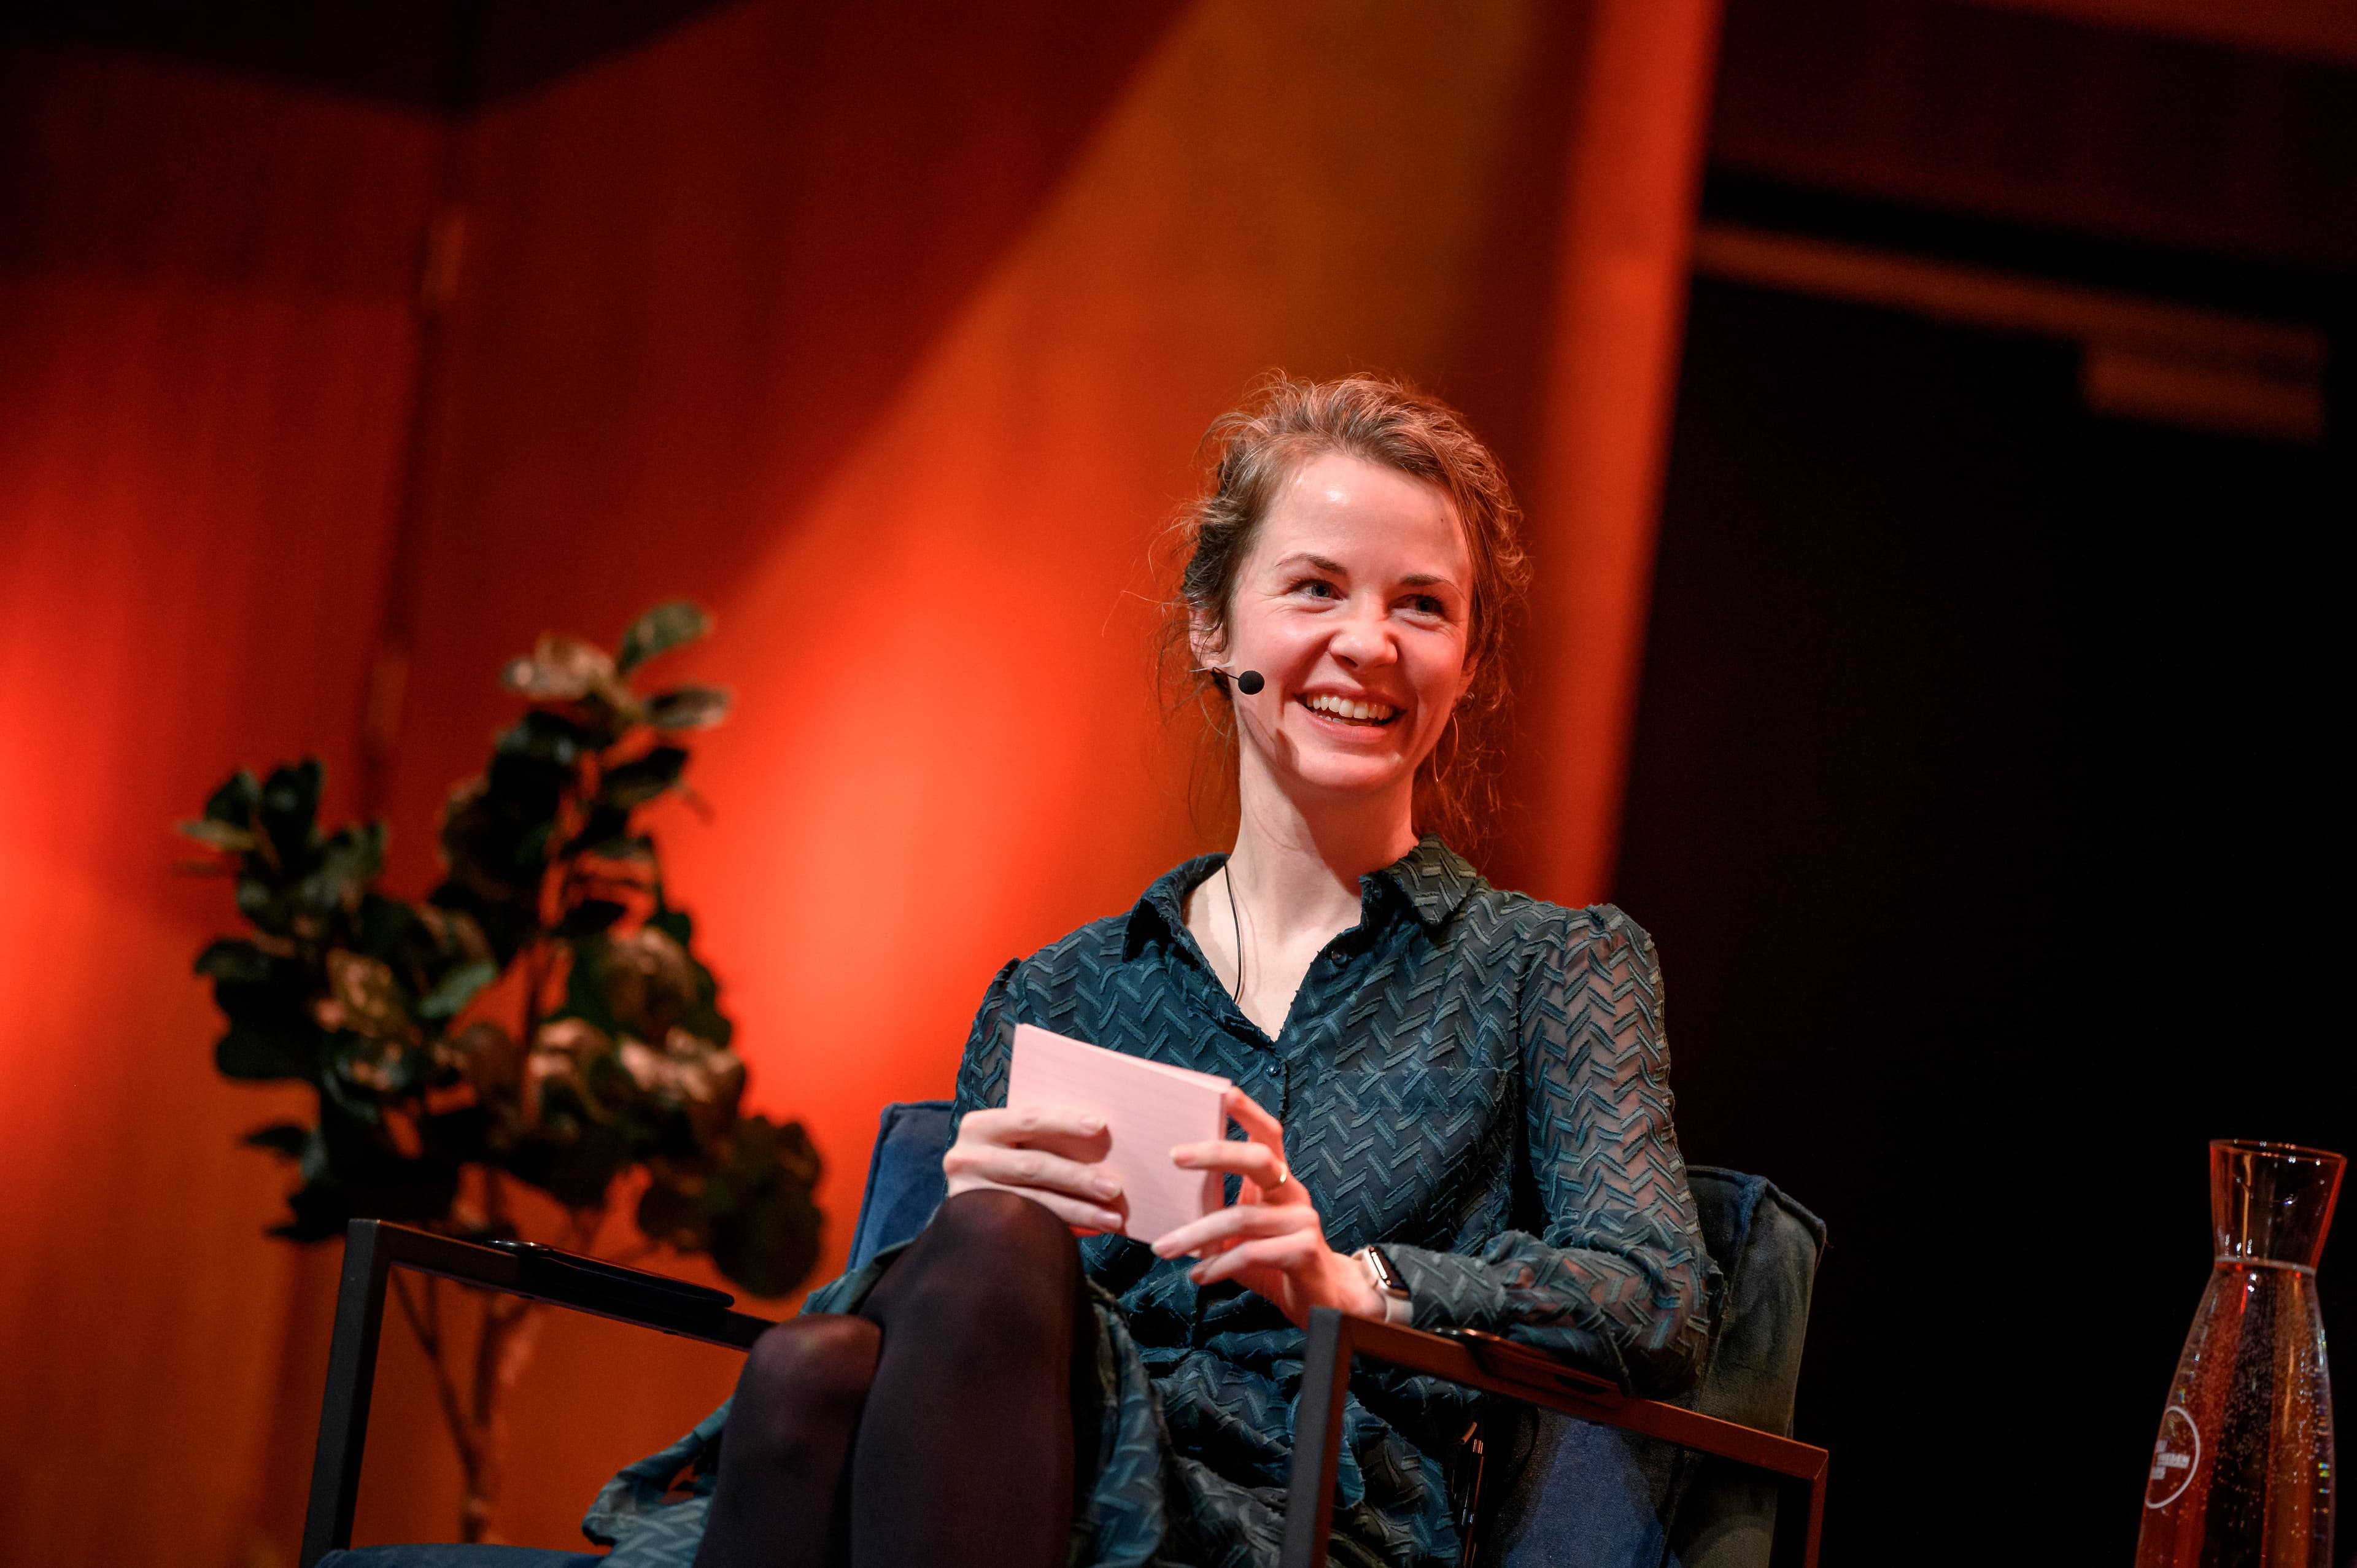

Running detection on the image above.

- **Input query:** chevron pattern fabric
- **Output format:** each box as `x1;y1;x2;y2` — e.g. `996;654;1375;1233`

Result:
584;840;1714;1568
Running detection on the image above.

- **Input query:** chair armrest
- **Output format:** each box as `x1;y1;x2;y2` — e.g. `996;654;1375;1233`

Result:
301;1219;773;1568
1280;1309;1827;1568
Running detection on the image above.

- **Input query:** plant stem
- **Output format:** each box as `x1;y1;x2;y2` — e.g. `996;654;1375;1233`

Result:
392;1273;482;1483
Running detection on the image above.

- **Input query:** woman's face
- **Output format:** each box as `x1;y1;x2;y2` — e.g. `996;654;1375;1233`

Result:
1206;450;1474;810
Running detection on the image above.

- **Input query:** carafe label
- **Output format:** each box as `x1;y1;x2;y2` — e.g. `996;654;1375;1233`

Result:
2145;1406;2200;1509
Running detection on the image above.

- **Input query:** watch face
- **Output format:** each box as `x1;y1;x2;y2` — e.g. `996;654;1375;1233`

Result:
1365;1246;1407;1295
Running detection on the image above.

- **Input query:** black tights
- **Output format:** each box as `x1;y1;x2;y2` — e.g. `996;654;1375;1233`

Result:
693;1189;1096;1568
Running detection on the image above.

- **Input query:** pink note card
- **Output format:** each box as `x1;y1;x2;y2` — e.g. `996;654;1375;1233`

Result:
1005;1023;1231;1243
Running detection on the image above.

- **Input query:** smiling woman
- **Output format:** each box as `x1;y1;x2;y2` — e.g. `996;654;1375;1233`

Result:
585;376;1714;1568
1171;374;1531;854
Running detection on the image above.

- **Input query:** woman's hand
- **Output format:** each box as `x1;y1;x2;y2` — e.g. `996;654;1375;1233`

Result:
942;1105;1126;1234
1151;1087;1384;1327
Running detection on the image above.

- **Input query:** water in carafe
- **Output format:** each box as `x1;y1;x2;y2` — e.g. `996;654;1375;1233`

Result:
2136;1139;2342;1568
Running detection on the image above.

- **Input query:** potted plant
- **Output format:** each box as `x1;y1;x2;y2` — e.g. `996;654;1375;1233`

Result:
182;601;818;1541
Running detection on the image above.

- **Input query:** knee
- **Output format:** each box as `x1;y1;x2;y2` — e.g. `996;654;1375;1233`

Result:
894;1189;1078;1335
924;1188;1079;1283
729;1315;878;1456
929;1187;1077;1267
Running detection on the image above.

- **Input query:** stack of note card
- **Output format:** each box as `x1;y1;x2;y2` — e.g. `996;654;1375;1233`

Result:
1006;1022;1232;1243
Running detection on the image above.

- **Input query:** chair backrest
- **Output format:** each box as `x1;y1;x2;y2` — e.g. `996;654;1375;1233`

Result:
1665;1168;1827;1567
844;1103;1826;1568
848;1099;954;1270
1490;1167;1826;1568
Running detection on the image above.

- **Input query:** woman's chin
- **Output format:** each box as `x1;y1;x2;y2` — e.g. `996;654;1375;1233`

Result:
1281;753;1415;801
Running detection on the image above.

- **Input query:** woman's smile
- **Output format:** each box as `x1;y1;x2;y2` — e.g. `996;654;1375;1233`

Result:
1297;690;1401;727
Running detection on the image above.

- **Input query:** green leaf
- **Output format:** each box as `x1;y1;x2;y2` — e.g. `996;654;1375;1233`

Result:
416;959;497;1021
216;1025;318;1081
706;1116;824;1298
194;937;273;983
269;1178;354;1242
203;770;260;827
257;760;323;868
296;822;385;919
616;601;711;676
233;876;304;938
602;746;688;809
556;897;628;938
558;803;632;860
498;710;596;767
530;1121;630;1208
560;937;621;1033
644;686;730;730
242;1122;311;1159
572;833;652;863
636;1176;710;1251
177;817;257;852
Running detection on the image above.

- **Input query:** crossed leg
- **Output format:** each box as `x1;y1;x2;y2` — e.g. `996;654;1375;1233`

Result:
693;1189;1094;1568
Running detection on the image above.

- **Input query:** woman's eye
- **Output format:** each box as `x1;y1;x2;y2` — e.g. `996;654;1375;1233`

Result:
1404;594;1447;617
1289;577;1340;600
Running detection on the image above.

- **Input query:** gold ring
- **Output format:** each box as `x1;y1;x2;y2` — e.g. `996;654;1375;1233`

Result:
1268;1162;1290;1191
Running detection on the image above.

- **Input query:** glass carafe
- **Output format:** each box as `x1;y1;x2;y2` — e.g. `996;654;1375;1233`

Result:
2137;1139;2343;1568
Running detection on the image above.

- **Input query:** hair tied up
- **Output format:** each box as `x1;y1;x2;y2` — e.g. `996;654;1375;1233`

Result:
1156;371;1531;849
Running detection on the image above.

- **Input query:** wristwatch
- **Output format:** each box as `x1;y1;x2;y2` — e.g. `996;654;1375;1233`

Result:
1353;1245;1414;1326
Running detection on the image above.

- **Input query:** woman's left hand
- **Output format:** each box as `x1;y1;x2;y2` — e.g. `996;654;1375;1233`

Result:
1152;1087;1383;1327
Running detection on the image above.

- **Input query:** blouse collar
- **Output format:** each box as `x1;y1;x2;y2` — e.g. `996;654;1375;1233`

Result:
1123;835;1484;959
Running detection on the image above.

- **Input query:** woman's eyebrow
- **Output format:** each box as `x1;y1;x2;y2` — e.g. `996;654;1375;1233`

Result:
1271;553;1461;591
1272;552;1347;574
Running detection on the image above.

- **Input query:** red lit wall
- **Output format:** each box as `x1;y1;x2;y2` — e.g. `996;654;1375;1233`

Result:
0;50;438;1566
0;2;1717;1558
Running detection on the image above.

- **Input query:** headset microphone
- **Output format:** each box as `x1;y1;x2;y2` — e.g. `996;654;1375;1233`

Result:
1193;666;1265;695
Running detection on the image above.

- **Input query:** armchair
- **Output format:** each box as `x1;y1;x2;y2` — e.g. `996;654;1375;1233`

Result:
306;1101;1827;1568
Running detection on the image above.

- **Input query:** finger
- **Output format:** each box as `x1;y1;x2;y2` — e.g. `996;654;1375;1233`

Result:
964;1105;1108;1146
1171;1138;1296;1208
1151;1203;1310;1259
944;1144;1121;1205
1223;1087;1285;1143
1190;1233;1320;1286
1217;1091;1303;1202
971;1181;1125;1235
1170;1139;1286;1183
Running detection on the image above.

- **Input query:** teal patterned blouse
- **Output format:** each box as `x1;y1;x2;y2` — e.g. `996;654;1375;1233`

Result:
584;839;1715;1568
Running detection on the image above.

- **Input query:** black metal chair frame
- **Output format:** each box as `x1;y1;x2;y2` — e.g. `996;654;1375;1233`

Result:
301;1220;1826;1568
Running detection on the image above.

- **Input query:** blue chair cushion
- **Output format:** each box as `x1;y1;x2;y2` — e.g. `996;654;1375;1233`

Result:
847;1099;953;1269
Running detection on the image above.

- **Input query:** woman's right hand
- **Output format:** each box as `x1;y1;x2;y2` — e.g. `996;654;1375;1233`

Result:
941;1105;1126;1234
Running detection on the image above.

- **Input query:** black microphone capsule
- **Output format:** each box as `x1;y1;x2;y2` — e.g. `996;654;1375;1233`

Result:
1236;670;1265;695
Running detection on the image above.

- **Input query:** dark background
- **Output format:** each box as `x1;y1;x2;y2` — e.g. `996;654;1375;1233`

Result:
1619;2;2355;1550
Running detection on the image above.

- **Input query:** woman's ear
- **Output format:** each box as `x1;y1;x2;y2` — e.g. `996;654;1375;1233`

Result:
1187;607;1224;671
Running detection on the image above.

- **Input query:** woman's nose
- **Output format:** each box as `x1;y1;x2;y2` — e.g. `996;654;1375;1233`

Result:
1328;600;1396;666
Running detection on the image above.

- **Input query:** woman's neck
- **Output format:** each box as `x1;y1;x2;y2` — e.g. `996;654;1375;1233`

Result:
1225;765;1419;941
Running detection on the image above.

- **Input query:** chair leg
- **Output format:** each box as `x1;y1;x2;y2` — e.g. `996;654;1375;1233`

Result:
1769;1463;1826;1568
1280;1308;1355;1568
300;1220;392;1568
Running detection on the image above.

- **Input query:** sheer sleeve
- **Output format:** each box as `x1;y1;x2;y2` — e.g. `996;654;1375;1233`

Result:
1380;906;1716;1394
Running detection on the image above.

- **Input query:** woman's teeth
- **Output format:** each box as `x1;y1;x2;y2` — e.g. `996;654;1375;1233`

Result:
1301;693;1400;725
